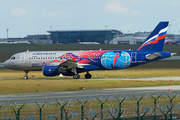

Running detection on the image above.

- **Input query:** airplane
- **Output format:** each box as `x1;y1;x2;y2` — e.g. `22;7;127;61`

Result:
3;21;174;79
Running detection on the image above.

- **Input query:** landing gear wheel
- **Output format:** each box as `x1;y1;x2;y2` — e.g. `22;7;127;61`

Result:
85;74;92;79
73;74;80;79
24;76;28;80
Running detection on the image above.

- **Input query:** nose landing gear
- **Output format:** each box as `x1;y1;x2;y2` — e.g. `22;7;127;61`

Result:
73;74;80;79
24;70;29;80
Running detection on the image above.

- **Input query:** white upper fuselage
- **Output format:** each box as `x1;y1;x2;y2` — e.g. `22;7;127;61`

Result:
4;51;81;70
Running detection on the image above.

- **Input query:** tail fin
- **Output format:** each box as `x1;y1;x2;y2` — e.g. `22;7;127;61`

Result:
136;21;169;52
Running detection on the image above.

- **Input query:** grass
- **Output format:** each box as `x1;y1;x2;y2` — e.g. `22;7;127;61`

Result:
0;68;180;79
0;60;180;95
0;79;180;95
0;59;180;95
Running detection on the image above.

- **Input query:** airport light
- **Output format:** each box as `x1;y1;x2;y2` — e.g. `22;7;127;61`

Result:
169;24;171;34
50;26;52;31
6;29;9;40
105;25;107;44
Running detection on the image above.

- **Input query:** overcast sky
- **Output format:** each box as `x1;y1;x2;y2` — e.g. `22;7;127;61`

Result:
0;0;180;38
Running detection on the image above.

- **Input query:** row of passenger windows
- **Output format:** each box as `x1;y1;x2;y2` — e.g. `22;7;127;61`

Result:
29;56;126;59
29;57;58;60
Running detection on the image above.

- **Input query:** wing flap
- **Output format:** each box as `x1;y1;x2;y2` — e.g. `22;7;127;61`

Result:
59;59;78;69
58;59;98;70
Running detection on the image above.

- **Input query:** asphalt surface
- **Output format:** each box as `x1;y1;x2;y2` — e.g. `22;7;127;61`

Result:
93;76;180;81
0;85;180;105
1;76;180;81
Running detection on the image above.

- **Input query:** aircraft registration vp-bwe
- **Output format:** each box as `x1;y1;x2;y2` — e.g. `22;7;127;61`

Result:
4;22;174;79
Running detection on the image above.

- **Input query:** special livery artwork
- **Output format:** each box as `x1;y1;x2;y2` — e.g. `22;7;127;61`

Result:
59;52;98;63
3;22;173;79
101;51;131;69
48;51;131;70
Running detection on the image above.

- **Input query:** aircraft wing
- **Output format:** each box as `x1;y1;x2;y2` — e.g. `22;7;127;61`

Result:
146;53;162;60
58;59;83;69
58;59;99;71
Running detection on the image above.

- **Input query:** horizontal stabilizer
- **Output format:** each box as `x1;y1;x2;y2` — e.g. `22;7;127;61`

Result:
171;53;177;56
146;53;162;60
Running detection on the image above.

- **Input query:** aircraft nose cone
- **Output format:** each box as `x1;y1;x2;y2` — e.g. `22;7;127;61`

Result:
3;60;9;68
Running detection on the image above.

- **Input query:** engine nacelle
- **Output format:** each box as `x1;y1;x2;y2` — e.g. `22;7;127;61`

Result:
43;66;60;76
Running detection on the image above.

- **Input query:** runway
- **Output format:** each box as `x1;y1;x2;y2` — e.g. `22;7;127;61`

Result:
1;76;180;81
91;76;180;81
0;85;180;105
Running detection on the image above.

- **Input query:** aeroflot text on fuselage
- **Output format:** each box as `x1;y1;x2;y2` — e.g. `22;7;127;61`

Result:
32;52;56;56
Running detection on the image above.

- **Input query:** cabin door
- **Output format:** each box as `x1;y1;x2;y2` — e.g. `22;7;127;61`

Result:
131;52;137;63
20;54;26;63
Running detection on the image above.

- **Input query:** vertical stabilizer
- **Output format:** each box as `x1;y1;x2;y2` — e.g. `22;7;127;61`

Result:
136;21;169;52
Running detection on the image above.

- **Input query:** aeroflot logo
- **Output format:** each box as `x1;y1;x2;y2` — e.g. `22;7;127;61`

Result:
137;26;168;51
33;52;56;55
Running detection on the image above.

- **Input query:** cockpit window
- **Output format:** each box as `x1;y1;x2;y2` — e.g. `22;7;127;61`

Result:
11;57;15;60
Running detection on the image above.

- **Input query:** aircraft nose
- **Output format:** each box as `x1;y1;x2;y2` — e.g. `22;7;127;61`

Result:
3;60;9;68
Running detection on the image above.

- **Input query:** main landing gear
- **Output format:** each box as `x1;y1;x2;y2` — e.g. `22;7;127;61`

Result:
71;67;92;79
85;71;92;79
24;70;29;80
73;72;92;79
72;67;80;79
73;74;80;79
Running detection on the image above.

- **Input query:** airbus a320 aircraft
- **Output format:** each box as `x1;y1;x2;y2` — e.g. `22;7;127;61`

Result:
4;22;174;79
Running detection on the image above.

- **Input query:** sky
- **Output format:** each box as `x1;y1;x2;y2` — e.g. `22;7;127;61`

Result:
0;0;180;38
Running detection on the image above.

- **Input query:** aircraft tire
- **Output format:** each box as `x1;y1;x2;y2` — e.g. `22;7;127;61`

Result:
73;74;80;79
85;74;92;79
24;76;28;80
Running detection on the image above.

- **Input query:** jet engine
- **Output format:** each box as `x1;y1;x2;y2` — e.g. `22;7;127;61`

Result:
43;66;60;76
